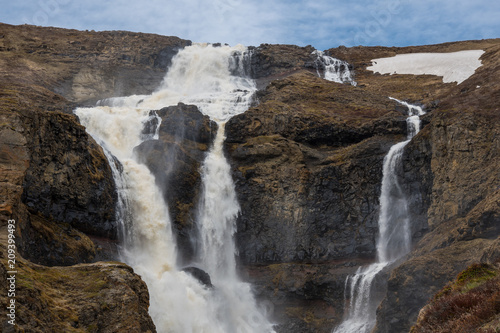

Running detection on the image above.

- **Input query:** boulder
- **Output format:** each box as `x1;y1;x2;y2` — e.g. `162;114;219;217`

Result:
182;266;213;288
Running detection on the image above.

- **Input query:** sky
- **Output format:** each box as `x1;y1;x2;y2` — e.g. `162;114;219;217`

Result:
1;0;499;50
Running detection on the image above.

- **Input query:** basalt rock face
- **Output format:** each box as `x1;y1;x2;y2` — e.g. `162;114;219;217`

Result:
134;103;217;263
226;71;409;265
227;40;500;332
1;91;116;266
225;70;414;331
248;44;318;87
21;110;117;239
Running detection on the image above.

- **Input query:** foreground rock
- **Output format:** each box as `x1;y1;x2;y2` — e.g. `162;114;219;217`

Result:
0;236;155;333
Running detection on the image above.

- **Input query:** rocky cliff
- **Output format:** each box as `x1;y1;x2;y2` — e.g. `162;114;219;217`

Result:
0;21;499;333
0;22;190;331
225;39;500;332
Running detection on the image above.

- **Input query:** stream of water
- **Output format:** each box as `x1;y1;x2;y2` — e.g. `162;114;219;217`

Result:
333;98;425;333
75;43;274;333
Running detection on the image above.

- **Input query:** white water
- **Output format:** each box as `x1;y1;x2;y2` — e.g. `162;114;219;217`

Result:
333;98;425;333
75;44;274;333
312;50;357;86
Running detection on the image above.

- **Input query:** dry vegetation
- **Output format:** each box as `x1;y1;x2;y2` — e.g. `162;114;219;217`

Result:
411;263;500;333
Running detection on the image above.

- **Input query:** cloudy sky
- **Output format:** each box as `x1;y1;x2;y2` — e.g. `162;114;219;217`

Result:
1;0;499;50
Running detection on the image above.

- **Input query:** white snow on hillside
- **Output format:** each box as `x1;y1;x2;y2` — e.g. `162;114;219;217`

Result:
367;50;485;84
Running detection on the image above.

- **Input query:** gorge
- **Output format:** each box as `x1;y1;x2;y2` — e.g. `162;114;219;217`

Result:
0;22;499;333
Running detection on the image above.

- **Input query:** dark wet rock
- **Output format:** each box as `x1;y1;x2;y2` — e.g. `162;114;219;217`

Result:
134;103;217;263
182;266;213;288
20;110;117;240
225;72;407;266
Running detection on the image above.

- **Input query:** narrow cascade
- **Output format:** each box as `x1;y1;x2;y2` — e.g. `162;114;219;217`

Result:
312;50;357;85
333;98;425;333
75;44;274;333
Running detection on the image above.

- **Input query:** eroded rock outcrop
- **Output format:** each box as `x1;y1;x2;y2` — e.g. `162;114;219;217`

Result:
224;70;414;331
227;40;500;332
0;88;116;266
226;72;410;265
134;103;217;262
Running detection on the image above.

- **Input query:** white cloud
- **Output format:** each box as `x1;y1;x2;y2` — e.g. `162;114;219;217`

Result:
0;0;498;49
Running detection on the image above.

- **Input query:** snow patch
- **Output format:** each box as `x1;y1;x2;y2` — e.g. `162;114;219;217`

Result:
367;50;485;84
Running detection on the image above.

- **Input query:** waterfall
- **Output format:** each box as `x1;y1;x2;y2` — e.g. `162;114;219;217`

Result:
333;98;425;333
312;50;357;86
75;43;274;333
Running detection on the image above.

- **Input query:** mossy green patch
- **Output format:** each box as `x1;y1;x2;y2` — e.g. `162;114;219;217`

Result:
455;263;497;292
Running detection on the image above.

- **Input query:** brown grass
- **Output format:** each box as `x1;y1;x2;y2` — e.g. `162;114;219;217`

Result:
412;263;500;333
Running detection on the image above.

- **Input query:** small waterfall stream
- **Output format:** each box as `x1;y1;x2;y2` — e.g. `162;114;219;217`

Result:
333;98;425;333
312;50;357;85
75;44;274;333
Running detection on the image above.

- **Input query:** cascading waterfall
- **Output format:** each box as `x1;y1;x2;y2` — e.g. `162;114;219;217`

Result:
75;43;274;333
312;50;357;85
333;98;425;333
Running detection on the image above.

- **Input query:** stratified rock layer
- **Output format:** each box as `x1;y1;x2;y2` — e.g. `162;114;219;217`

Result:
226;71;409;265
223;65;409;330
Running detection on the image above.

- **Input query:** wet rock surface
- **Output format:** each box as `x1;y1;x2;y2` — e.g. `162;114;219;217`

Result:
21;110;117;239
134;103;217;263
